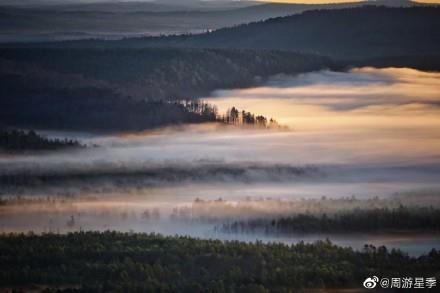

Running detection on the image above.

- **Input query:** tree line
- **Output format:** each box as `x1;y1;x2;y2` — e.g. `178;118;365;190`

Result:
1;48;305;132
0;231;439;292
94;6;440;60
182;102;285;129
219;206;440;234
0;128;82;152
219;107;283;129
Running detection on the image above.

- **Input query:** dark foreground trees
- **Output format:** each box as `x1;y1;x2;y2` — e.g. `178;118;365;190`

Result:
0;232;439;292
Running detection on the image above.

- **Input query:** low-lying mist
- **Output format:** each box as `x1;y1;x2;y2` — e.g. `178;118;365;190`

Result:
1;67;438;195
1;193;439;256
207;67;440;166
1;67;440;255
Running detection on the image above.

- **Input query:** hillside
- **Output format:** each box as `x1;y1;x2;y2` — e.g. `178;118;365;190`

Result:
42;6;439;59
0;2;423;43
0;48;331;131
0;1;363;42
1;232;439;291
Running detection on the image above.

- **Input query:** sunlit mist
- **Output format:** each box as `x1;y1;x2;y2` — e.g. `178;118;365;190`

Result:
1;67;440;255
205;67;440;165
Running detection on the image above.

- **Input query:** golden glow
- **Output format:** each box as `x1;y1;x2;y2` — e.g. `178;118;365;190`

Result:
209;67;440;130
206;67;440;165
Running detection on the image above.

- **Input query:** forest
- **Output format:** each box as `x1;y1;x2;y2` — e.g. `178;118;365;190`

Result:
1;7;439;133
0;93;217;132
0;48;332;101
0;232;439;292
0;4;439;292
127;6;440;59
0;48;329;132
219;206;440;234
0;128;82;152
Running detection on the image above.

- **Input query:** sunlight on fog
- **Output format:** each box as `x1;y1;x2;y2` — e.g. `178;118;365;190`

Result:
206;67;440;165
1;68;439;169
1;68;440;254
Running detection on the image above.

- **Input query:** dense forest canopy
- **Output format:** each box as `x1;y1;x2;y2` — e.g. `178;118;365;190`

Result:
2;46;439;133
0;232;439;291
0;48;330;131
0;48;332;100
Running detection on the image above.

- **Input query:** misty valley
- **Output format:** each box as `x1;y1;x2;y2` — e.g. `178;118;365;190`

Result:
2;68;440;255
1;2;440;292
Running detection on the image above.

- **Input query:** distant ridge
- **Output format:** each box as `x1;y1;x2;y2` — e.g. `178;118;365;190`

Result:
74;6;438;59
0;0;434;42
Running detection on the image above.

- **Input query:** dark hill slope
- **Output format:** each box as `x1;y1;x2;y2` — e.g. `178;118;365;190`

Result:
55;6;439;59
0;48;331;100
0;48;331;131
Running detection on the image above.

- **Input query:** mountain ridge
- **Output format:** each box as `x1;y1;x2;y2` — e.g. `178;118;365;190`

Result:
0;1;433;42
83;6;439;59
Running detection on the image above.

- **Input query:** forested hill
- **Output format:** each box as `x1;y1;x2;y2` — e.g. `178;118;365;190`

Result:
125;6;440;59
26;6;439;59
1;232;439;291
0;48;331;101
0;48;331;131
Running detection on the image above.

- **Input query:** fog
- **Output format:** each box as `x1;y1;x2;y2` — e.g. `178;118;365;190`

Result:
207;67;440;166
1;67;440;255
1;193;439;256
